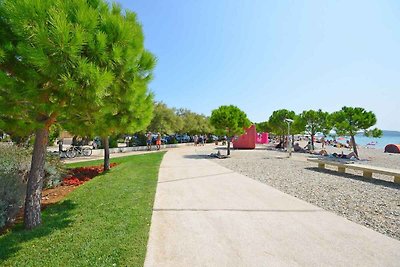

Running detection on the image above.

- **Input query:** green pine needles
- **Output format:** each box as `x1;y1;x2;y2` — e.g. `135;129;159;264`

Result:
0;0;155;229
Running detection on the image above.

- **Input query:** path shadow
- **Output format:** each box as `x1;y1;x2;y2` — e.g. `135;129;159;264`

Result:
305;167;400;189
0;200;77;262
158;171;234;184
183;154;210;159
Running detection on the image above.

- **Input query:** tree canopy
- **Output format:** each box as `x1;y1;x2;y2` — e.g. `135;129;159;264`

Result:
63;2;155;169
299;109;331;150
210;105;250;155
176;108;213;135
255;121;271;133
268;109;296;137
147;102;182;134
330;106;382;156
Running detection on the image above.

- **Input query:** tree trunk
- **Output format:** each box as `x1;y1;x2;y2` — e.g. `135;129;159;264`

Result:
351;135;358;157
311;134;315;150
227;140;231;156
103;136;110;171
24;127;49;229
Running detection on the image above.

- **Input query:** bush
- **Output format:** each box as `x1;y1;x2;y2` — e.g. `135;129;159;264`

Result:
0;144;30;229
0;144;65;229
168;136;178;144
0;172;25;228
109;136;119;148
44;154;65;188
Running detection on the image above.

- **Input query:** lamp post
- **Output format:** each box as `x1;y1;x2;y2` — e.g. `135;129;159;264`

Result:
285;118;294;157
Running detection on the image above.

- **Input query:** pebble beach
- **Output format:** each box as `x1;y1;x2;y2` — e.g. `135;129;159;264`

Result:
211;142;400;241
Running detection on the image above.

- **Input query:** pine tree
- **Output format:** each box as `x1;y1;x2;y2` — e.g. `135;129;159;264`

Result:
331;107;382;157
64;3;156;170
210;105;250;155
299;109;331;150
0;0;153;229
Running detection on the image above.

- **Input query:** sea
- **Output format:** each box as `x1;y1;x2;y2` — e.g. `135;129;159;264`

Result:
327;131;400;149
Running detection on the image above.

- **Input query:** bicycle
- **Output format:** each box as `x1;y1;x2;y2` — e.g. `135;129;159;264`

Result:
66;145;93;158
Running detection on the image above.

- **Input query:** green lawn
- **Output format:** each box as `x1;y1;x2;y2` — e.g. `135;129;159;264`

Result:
0;152;165;267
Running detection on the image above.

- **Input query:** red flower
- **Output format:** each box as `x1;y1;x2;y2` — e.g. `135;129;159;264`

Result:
63;163;118;186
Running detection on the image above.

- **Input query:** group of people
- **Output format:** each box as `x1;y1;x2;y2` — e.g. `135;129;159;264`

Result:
323;139;353;149
193;135;207;146
292;142;359;159
147;132;162;151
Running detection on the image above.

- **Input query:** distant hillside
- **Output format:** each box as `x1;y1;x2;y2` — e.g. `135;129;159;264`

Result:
382;130;400;136
355;130;400;136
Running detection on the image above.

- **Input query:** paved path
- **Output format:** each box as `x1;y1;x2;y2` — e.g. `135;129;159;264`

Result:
61;149;163;164
144;146;400;267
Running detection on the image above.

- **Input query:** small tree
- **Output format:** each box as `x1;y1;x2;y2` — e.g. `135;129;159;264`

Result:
268;109;296;142
210;105;250;155
330;106;382;157
299;109;331;150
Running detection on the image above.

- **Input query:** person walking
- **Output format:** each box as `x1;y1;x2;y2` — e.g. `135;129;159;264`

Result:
147;131;152;151
156;132;162;150
198;135;203;146
202;134;207;145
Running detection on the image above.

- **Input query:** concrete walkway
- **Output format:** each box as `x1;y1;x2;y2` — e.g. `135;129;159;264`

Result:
144;146;400;266
61;149;163;164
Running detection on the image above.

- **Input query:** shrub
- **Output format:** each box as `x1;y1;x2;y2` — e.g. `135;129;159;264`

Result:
0;144;65;229
0;172;25;228
0;144;30;229
109;135;119;148
168;136;178;144
44;154;65;188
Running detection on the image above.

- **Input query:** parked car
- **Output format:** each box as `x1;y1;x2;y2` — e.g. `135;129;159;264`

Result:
210;135;219;141
175;134;191;143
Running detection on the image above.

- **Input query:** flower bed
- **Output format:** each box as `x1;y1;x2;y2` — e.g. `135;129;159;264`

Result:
63;163;118;186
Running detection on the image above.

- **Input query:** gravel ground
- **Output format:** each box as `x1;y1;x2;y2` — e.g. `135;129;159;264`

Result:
211;144;400;241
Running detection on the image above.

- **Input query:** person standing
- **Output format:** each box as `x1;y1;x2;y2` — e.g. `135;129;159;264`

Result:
147;132;152;151
198;135;203;146
194;135;198;146
57;139;64;157
156;132;161;150
203;134;207;145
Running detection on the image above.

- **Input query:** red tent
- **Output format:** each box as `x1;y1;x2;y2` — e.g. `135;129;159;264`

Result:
384;144;400;153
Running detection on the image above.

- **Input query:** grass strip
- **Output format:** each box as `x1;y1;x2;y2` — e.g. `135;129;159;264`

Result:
0;152;165;267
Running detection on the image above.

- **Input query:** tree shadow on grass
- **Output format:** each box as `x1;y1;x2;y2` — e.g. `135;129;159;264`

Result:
0;200;77;262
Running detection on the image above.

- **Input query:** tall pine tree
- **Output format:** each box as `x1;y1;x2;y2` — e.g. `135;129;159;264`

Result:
0;0;154;229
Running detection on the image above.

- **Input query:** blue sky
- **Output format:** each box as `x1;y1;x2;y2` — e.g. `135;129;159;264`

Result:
118;0;400;131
